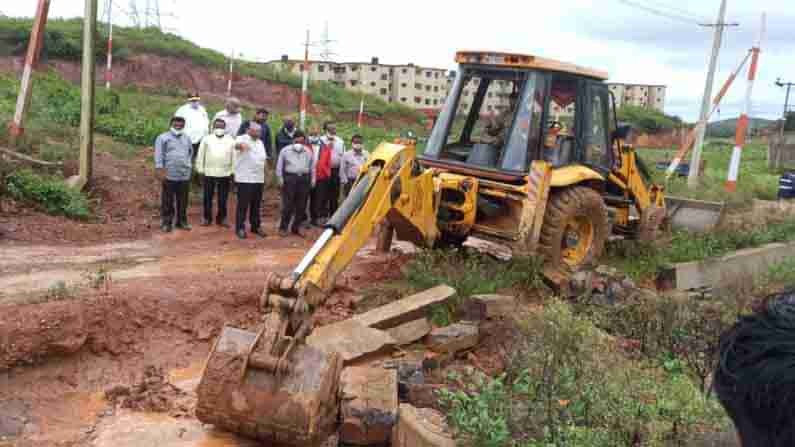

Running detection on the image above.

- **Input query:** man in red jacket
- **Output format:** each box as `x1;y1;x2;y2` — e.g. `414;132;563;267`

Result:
310;132;333;227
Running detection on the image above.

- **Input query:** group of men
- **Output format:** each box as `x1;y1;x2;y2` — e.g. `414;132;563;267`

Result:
155;94;370;239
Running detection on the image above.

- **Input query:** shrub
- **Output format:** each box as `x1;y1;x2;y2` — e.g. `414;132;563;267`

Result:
617;105;682;134
5;169;91;219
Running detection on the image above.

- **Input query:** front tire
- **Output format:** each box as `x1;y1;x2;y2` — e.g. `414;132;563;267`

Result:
539;187;609;282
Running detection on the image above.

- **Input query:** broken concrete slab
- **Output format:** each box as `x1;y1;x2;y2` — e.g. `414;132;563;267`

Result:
667;241;795;291
386;318;432;345
426;322;479;355
665;196;725;233
463;294;517;320
354;285;455;330
393;404;455;447
307;320;396;364
463;237;512;261
340;366;399;446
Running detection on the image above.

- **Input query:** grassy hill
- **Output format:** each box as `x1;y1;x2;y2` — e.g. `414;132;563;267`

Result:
0;16;423;121
706;117;776;138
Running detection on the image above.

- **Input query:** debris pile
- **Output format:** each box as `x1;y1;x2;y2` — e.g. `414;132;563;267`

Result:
105;366;190;417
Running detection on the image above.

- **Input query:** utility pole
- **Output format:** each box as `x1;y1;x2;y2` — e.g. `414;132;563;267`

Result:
69;0;98;190
104;0;113;90
8;0;50;145
226;49;235;97
725;13;765;192
299;30;311;130
688;0;737;188
775;78;794;137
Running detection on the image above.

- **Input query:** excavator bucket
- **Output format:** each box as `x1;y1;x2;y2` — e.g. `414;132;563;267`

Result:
195;293;343;446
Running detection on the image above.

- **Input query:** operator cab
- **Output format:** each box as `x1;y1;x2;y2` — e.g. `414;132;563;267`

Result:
421;51;617;180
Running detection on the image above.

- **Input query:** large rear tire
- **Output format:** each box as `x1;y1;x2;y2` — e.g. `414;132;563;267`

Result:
539;187;609;282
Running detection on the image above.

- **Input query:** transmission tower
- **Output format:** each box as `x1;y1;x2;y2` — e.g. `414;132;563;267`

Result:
317;21;337;61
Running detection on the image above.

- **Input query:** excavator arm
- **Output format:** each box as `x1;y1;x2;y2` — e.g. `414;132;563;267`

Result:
264;141;440;308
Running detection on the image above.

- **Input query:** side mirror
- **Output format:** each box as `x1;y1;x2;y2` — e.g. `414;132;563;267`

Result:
612;124;632;141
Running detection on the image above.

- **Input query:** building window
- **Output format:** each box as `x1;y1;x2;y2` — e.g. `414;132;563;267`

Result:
415;83;422;89
435;72;439;79
415;68;422;75
318;65;326;72
380;88;388;95
381;74;388;81
351;65;359;71
402;68;408;74
433;86;439;92
350;80;358;86
426;85;431;91
401;83;407;88
370;66;377;72
414;97;422;104
370;82;376;87
433;99;438;105
425;71;431;78
425;98;431;105
401;97;407;102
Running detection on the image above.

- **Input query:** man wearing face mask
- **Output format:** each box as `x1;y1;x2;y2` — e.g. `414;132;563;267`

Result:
321;122;345;215
234;122;269;239
238;108;274;160
275;119;297;159
276;130;315;237
154;116;193;233
175;92;209;157
214;97;243;137
306;127;324;227
196;119;236;227
340;134;369;197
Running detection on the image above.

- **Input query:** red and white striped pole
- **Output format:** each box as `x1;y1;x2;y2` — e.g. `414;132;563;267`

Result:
104;0;113;90
299;30;310;130
725;13;765;192
9;0;50;141
357;95;364;128
226;49;234;97
666;50;751;179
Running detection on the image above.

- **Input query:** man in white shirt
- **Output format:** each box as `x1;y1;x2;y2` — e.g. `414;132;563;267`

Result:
233;122;268;239
340;134;369;197
320;122;345;215
214;97;243;137
196;118;235;227
174;92;209;154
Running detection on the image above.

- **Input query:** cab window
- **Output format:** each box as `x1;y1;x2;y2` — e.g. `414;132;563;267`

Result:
584;85;611;170
542;78;578;168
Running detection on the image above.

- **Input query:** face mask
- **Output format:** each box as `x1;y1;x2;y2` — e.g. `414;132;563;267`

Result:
214;129;225;137
171;127;183;136
190;102;200;109
352;143;363;151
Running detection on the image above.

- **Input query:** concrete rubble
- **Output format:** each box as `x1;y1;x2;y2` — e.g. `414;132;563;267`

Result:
386;318;432;346
426;322;479;355
393;404;456;447
354;284;456;330
340;366;399;445
462;294;517;320
307;319;397;364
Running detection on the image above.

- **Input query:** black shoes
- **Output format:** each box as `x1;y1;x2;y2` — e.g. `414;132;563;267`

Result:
175;223;192;231
237;229;247;239
161;223;172;233
200;218;212;226
253;228;267;238
217;219;230;228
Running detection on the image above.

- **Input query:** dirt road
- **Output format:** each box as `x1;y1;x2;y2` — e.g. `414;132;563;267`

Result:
0;214;411;446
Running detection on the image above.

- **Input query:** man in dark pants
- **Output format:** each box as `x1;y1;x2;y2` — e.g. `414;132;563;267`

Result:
238;108;274;159
276;131;315;237
321;122;345;216
196;119;235;227
154;116;193;232
233;122;269;239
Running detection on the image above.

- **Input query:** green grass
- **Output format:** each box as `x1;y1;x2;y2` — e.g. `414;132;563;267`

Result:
638;140;780;207
5;169;91;218
606;219;795;280
0;16;424;121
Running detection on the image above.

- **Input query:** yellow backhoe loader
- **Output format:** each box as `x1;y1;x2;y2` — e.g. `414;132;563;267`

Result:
195;51;667;445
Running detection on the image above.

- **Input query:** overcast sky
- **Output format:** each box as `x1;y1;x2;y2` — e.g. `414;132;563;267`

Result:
2;0;791;122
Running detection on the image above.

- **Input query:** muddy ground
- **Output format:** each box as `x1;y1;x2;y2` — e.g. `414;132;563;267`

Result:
0;140;424;446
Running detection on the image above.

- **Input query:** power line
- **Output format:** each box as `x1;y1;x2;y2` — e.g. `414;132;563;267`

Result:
617;0;705;25
639;0;711;23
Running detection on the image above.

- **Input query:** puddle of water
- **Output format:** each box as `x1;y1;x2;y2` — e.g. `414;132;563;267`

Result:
168;362;205;394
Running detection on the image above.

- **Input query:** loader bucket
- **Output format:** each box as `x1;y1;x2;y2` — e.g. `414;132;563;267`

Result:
664;196;725;233
195;324;343;446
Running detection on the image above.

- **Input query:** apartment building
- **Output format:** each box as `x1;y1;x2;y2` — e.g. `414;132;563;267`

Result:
265;56;449;111
608;83;667;112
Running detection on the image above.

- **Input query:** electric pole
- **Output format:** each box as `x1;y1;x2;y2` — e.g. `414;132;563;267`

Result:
104;0;113;90
69;0;98;190
688;0;737;188
9;0;50;145
775;78;794;136
299;30;311;130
